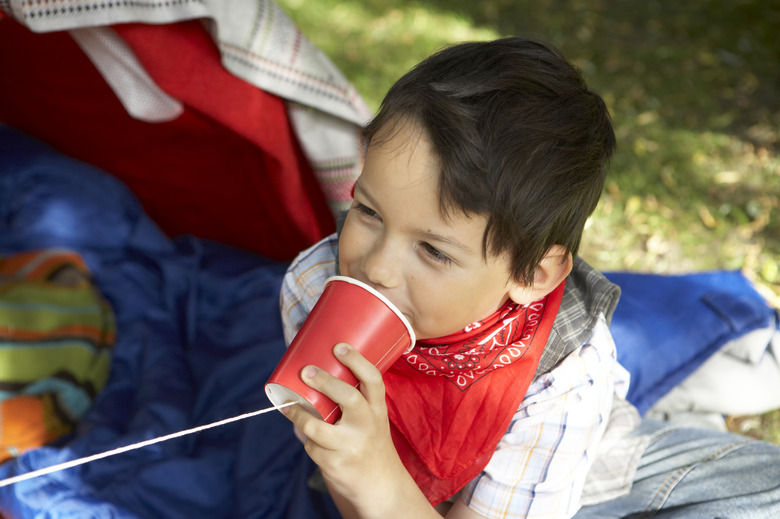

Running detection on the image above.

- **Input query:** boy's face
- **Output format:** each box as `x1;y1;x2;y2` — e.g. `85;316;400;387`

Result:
338;120;519;340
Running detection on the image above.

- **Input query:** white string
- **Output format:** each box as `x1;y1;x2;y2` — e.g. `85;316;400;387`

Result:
0;402;294;488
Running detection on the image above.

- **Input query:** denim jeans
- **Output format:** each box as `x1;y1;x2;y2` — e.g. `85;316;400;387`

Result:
573;419;780;518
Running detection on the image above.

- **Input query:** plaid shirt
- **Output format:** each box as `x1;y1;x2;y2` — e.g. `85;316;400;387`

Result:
280;234;643;518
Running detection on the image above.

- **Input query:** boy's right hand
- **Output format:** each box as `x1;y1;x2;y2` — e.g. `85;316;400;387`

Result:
282;343;439;518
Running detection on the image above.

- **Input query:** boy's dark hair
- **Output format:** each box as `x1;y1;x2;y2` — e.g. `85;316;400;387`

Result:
363;37;616;285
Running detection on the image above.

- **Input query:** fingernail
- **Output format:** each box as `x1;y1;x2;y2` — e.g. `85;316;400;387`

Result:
335;343;349;357
302;365;317;379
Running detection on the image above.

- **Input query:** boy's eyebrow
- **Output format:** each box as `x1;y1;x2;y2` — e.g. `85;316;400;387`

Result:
415;228;474;254
353;181;382;214
354;181;474;254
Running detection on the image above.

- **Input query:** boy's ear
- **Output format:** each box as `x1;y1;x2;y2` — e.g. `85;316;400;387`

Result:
507;245;573;305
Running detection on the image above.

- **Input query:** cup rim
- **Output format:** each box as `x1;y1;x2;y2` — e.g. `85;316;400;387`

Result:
324;275;416;351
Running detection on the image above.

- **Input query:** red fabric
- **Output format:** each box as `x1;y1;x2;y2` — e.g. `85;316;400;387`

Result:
0;18;334;261
384;282;565;505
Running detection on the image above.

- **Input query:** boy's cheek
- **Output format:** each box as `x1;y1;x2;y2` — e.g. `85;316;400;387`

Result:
337;222;357;273
337;234;365;278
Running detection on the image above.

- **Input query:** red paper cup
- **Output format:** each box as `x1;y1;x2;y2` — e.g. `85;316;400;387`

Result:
265;276;415;423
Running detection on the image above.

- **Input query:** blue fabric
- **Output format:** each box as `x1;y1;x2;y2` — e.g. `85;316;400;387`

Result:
0;125;776;517
0;126;341;519
605;270;778;414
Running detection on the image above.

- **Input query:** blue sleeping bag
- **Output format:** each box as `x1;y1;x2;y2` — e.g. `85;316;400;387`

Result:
0;125;340;518
607;270;777;414
0;125;775;517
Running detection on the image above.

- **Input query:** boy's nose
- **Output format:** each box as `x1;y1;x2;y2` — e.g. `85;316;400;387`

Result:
361;238;401;289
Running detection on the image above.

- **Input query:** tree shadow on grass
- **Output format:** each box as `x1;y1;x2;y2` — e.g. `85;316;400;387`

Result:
418;0;779;149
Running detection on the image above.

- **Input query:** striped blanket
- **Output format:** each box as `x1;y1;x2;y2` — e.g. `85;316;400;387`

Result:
0;250;115;462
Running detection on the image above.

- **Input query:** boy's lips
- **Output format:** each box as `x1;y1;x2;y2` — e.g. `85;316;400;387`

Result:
395;308;416;335
345;276;414;329
372;290;413;327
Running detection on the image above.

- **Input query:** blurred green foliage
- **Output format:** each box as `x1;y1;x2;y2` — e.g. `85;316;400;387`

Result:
276;0;780;440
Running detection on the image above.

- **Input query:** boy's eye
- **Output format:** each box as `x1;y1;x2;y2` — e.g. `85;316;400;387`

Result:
352;202;380;220
420;242;452;265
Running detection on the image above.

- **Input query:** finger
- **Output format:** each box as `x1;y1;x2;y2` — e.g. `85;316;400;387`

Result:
282;402;340;451
332;343;386;408
300;364;368;414
283;405;329;464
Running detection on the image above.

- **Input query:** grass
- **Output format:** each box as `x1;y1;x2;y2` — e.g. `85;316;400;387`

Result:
275;0;780;443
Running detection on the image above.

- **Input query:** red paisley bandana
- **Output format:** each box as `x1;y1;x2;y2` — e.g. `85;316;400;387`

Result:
383;281;565;505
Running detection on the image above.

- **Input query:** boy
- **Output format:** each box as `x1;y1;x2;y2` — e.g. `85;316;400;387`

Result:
280;37;780;518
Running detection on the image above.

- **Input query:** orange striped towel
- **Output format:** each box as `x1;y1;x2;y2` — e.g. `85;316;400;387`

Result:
0;250;115;463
